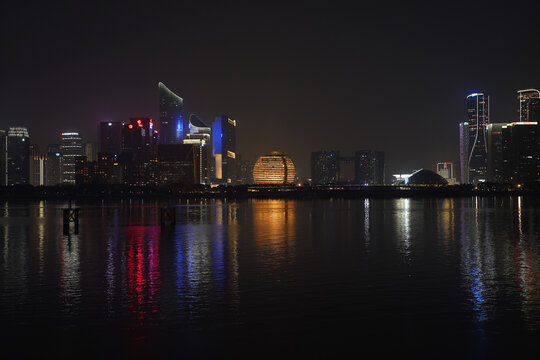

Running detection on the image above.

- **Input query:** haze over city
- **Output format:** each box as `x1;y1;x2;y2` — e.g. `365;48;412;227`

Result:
2;1;540;178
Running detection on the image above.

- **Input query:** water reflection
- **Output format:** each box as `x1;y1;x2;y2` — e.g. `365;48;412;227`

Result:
395;198;411;261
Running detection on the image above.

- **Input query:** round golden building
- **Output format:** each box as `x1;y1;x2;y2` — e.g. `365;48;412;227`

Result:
253;151;296;184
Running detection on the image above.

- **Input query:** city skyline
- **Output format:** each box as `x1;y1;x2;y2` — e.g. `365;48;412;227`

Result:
2;2;540;178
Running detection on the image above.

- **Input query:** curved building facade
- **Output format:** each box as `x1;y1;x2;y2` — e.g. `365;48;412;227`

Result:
159;82;184;144
464;93;489;183
253;151;296;184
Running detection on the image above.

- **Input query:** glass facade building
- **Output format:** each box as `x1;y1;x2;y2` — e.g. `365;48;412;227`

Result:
212;115;237;184
501;122;539;183
61;132;83;185
464;93;489;183
355;150;385;185
99;121;123;156
7;127;30;185
159;82;184;145
487;123;505;183
517;89;540;122
253;151;296;184
311;150;340;184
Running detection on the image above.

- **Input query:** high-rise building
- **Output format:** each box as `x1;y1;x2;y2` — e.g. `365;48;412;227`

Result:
463;93;489;183
436;162;456;184
7;127;30;185
355;150;385;185
0;130;6;186
487;123;505;183
517;89;540;122
159;82;184;144
338;156;355;183
30;156;47;186
311;150;340;184
46;144;62;186
157;144;200;185
184;114;211;184
212;115;237;184
502;122;539;183
85;142;98;162
99;121;123;156
458;122;469;184
120;118;158;185
61;132;83;184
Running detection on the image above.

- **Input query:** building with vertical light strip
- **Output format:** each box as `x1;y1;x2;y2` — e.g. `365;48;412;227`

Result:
458;121;469;184
60;132;83;184
463;93;489;183
159;82;184;144
517;89;540;122
212;115;237;184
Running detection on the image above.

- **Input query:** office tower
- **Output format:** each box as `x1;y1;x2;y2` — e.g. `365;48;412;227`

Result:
502;122;539;183
30;156;47;186
99;121;123;156
0;130;6;186
85;142;98;162
157;144;200;185
517;89;540;122
7;127;30;185
355;150;385;185
237;158;254;184
464;93;489;183
436;162;456;184
487;123;505;183
159;82;184;144
46;144;62;185
311;150;340;184
184;114;211;184
121;118;158;185
338;156;355;183
459;122;469;184
253;151;296;184
61;132;83;184
212;115;237;184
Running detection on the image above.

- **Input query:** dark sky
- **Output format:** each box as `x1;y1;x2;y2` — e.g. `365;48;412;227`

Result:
2;1;540;179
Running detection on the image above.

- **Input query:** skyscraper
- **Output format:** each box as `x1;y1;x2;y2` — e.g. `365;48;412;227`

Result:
464;93;489;183
30;156;47;186
157;144;200;185
0;130;6;186
7;127;30;185
517;89;540;122
99;121;123;155
487;123;505;183
46;144;62;186
501;122;539;183
355;150;385;185
121;118;158;185
61;132;83;184
459;121;469;184
159;82;184;144
212;115;237;184
184;114;211;184
311;150;340;184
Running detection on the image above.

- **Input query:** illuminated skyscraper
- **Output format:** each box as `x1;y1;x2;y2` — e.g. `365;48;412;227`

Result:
60;132;83;184
121;118;158;185
487;123;505;183
159;82;184;144
184;114;211;184
7;127;30;185
458;121;469;184
517;89;540;122
464;93;489;183
502;122;539;183
212;115;237;184
46;144;62;185
355;150;385;185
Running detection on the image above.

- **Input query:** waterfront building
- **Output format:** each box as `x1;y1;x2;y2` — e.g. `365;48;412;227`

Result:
7;127;30;185
517;89;540;122
355;150;385;185
253;151;295;184
487;123;505;183
458;121;469;184
463;93;489;183
311;150;340;184
46;144;62;186
237;158;254;184
501;122;539;183
212;115;237;184
159;82;184;144
157;144;200;185
436;162;456;184
121;118;158;185
0;130;6;186
60;132;83;184
403;169;448;185
184;114;211;184
99;121;123;156
30;156;47;186
338;156;355;183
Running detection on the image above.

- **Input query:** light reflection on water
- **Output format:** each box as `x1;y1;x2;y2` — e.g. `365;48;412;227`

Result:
0;197;539;356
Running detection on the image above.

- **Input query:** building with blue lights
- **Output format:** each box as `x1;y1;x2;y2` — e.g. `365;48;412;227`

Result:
159;82;184;144
212;115;237;184
184;114;211;184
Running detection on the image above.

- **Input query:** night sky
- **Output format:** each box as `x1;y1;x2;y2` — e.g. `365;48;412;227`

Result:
2;1;540;179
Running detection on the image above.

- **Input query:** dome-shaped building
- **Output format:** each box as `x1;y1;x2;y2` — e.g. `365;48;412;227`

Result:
253;151;296;184
405;169;448;185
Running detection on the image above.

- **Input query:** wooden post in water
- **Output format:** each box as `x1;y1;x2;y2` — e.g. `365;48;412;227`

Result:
63;200;80;235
